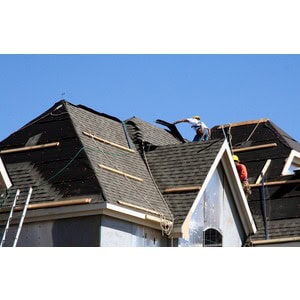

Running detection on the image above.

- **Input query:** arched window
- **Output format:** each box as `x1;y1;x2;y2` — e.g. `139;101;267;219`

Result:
203;228;222;247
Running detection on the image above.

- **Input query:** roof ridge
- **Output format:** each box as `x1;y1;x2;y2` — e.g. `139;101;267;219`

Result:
216;118;269;129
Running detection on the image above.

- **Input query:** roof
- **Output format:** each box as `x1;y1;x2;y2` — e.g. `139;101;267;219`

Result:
212;118;300;243
1;101;297;243
145;138;256;236
145;139;225;226
0;100;174;228
125;116;181;147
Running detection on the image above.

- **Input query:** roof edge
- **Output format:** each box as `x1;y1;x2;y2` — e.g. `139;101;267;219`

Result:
216;118;269;129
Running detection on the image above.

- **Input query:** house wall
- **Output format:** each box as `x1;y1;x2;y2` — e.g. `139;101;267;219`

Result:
100;215;168;247
0;213;169;247
0;215;101;247
178;165;246;247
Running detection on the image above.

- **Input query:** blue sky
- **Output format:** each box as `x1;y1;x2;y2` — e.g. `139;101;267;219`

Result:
1;54;300;142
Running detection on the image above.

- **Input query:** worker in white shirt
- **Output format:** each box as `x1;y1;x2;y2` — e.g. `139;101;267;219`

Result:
173;115;210;142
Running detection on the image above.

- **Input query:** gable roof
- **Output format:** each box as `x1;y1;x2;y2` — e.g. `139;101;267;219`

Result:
145;140;224;226
212;118;300;244
145;139;256;237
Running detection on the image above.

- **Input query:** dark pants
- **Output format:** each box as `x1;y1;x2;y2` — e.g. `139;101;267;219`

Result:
193;128;209;142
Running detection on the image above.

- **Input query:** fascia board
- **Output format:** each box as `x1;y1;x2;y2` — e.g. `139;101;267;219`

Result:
221;143;257;235
0;201;164;231
181;140;228;239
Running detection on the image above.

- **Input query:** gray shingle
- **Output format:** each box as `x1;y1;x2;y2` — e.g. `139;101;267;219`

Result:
145;139;224;226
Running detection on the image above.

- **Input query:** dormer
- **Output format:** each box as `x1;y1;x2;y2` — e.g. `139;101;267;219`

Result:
281;150;300;176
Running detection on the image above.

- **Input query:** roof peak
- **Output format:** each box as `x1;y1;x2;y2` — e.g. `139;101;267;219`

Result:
217;118;269;129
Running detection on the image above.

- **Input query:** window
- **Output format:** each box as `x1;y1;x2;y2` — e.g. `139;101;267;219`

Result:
203;228;222;247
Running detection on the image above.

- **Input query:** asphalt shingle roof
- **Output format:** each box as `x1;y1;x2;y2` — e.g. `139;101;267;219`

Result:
145;139;224;226
0;101;174;222
125;116;181;146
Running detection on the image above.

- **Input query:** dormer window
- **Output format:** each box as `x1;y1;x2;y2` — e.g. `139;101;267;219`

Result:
203;228;223;247
281;150;300;176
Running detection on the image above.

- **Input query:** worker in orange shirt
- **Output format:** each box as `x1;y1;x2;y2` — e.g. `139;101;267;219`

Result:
233;155;252;198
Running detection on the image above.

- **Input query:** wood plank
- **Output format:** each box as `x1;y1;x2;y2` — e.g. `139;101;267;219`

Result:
0;198;92;213
0;142;60;154
98;164;143;182
117;200;161;215
233;143;277;153
217;118;269;129
250;179;300;188
83;131;135;153
164;186;201;193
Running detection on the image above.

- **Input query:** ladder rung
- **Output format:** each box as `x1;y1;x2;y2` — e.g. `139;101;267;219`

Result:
0;189;20;247
0;187;33;247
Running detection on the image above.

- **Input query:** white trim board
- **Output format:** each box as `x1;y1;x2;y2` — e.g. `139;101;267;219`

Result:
0;157;12;191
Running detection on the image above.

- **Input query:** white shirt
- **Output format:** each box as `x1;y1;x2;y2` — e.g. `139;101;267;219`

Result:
187;118;208;132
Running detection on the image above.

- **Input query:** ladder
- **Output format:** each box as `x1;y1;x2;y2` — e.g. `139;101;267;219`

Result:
0;187;33;247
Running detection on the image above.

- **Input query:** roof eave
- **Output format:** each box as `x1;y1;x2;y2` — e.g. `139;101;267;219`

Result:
0;201;168;232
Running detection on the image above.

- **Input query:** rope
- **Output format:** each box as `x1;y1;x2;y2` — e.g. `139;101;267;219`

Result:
89;132;173;236
221;124;233;152
141;141;174;236
246;119;263;142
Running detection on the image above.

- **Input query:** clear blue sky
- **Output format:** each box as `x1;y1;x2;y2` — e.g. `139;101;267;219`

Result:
1;54;300;142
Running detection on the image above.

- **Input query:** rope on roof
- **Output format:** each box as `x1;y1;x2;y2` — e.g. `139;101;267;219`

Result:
221;124;233;152
89;133;173;236
141;141;174;236
246;118;265;142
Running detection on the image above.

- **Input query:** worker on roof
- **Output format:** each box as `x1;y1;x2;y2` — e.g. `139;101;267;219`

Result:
232;155;252;198
173;115;210;142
